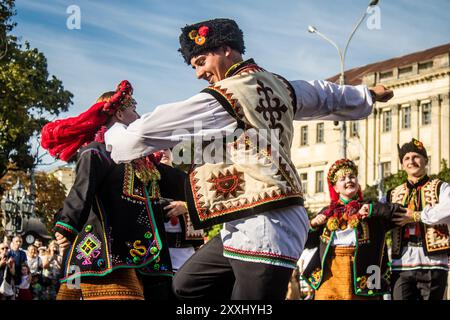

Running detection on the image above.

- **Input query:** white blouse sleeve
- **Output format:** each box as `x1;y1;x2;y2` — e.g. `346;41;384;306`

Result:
421;182;450;225
105;92;237;163
291;80;373;121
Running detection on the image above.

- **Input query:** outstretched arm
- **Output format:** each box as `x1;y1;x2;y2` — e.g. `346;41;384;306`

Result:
292;80;392;121
105;93;236;163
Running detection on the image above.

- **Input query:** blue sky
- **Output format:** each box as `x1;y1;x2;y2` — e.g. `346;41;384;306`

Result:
12;0;450;169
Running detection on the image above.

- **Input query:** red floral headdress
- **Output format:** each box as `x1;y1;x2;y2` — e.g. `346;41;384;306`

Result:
322;159;364;230
327;159;362;203
40;80;133;161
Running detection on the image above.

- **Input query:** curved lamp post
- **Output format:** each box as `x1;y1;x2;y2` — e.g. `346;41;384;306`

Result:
308;0;380;159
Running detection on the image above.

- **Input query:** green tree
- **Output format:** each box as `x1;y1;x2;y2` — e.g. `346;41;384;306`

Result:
437;159;450;183
0;0;73;178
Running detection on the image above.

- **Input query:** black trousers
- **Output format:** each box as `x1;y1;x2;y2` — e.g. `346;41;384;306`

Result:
140;275;176;301
391;269;448;300
172;235;293;300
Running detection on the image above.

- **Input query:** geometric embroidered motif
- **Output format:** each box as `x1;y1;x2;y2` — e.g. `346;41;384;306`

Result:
207;168;245;200
122;163;147;204
76;233;102;265
255;79;288;144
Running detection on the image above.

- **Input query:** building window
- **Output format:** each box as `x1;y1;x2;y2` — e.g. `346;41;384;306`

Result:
418;61;433;72
300;173;308;194
382;110;392;132
381;162;391;178
315;171;324;193
300;126;308;146
379;70;393;80
316;123;324;143
421;103;431;125
401;106;411;129
398;66;413;76
350;121;359;137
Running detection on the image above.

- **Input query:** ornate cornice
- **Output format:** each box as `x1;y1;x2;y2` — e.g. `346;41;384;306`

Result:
381;69;450;89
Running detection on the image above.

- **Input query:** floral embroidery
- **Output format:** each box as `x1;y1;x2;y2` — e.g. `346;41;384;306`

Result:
323;200;362;231
122;158;161;203
311;268;322;283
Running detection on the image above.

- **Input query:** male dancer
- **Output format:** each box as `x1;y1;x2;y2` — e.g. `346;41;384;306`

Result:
105;18;394;299
390;139;450;300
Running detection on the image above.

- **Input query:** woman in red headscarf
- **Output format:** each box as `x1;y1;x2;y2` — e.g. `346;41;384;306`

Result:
41;81;186;300
300;159;404;300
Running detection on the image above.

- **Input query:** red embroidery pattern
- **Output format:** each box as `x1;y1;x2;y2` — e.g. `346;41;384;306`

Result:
223;246;298;264
122;164;146;203
190;168;301;222
206;85;243;116
207;168;245;200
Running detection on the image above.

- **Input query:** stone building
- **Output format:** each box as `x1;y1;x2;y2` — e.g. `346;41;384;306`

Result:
48;164;75;196
292;43;450;212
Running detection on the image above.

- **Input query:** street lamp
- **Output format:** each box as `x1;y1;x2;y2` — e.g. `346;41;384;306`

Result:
1;179;35;236
308;0;380;159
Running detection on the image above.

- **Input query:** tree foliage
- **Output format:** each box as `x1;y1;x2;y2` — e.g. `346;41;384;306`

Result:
0;0;73;178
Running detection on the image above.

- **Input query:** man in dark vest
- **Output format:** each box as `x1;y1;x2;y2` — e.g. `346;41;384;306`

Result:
390;138;450;300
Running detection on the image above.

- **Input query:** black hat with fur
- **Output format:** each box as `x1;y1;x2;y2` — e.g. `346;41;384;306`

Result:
178;18;245;65
397;138;428;163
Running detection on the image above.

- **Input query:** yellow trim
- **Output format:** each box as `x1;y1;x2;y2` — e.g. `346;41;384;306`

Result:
95;196;112;269
224;61;244;78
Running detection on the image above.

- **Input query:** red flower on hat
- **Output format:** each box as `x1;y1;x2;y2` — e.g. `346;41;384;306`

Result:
413;139;424;150
198;26;209;37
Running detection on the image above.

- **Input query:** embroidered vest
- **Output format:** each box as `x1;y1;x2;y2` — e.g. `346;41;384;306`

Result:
185;61;304;228
389;179;450;258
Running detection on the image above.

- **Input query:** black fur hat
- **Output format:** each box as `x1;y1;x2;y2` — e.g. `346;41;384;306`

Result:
398;138;428;163
178;18;245;65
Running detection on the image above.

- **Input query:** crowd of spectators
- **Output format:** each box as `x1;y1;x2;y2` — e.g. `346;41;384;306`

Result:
0;235;62;300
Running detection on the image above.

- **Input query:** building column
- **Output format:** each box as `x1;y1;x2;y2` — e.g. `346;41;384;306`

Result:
369;108;381;185
413;100;420;139
431;95;441;174
392;104;401;174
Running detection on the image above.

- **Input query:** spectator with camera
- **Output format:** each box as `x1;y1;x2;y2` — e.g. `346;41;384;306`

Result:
41;240;62;300
0;243;15;300
26;245;43;277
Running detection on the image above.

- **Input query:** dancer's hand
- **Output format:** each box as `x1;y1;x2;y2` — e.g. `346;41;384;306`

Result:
164;201;188;218
358;204;371;219
55;232;71;250
310;214;327;228
392;208;416;226
369;85;394;103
